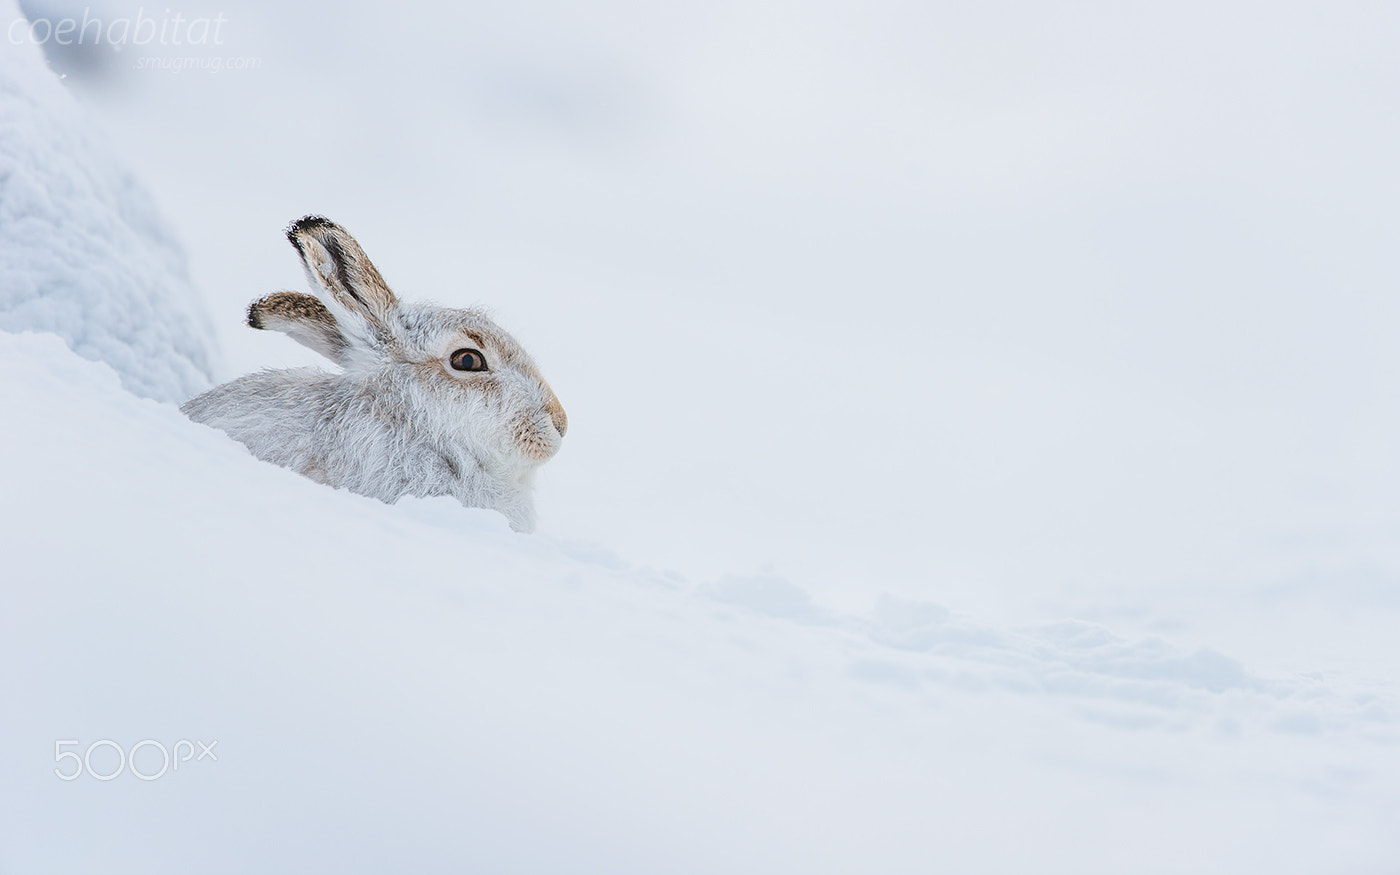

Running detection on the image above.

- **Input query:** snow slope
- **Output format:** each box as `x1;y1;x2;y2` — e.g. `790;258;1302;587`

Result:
3;329;1400;872
0;24;216;403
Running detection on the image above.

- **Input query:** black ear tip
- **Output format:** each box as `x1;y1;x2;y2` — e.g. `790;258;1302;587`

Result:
246;300;265;329
285;214;337;247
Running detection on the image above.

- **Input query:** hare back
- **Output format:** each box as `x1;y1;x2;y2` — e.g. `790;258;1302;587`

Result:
181;369;534;526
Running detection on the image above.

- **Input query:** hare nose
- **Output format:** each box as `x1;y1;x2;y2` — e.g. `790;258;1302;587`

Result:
544;386;567;437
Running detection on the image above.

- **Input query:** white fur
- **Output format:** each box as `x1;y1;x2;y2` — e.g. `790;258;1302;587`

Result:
182;217;566;532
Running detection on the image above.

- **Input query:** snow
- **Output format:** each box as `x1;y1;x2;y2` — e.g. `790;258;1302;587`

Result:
5;0;1400;870
3;328;1399;873
0;25;216;403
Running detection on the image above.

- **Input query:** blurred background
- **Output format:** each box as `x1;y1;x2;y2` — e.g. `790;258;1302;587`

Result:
18;0;1400;668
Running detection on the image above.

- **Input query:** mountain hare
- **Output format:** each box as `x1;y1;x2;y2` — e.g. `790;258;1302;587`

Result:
182;216;567;532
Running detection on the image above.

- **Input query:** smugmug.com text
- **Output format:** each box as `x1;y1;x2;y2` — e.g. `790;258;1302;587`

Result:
134;55;261;72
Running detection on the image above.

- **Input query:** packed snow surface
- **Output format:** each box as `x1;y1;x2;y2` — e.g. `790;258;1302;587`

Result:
3;329;1400;872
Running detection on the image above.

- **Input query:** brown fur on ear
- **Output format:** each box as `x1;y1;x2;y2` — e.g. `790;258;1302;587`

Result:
248;291;350;365
285;216;398;332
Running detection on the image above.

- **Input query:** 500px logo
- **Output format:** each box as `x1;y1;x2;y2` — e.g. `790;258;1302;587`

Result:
55;738;218;781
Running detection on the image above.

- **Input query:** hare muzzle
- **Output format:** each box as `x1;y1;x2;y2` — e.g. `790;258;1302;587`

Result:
512;386;566;463
545;386;568;438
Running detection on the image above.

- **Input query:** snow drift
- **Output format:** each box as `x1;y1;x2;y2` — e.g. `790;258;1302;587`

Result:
0;11;216;404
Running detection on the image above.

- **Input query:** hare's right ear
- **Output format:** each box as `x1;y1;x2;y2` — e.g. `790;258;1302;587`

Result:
247;291;351;366
286;215;398;347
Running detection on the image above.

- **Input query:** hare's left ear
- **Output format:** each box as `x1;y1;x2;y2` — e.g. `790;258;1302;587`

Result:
247;291;351;366
286;215;398;346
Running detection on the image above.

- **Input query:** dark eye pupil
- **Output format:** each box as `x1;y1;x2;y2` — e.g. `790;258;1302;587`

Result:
450;348;486;372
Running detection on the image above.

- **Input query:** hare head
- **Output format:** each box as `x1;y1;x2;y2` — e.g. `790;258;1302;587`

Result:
183;216;566;532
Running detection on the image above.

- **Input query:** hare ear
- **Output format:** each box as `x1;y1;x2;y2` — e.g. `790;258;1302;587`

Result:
247;291;351;366
285;216;398;345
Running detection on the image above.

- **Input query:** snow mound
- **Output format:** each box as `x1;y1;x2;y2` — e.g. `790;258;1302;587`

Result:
0;13;217;404
3;329;1399;874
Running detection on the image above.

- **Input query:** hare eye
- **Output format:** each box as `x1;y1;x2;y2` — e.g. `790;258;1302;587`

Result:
449;348;488;372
